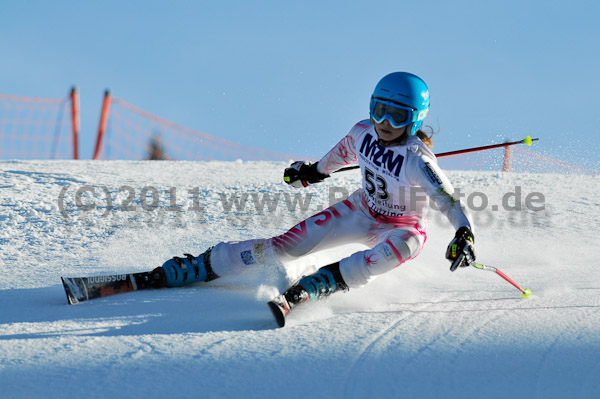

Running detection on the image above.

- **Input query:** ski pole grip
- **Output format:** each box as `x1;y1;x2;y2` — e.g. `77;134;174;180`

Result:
450;253;465;272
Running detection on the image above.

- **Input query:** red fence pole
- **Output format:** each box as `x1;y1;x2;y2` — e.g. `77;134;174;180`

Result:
503;146;511;171
93;90;112;160
70;86;80;160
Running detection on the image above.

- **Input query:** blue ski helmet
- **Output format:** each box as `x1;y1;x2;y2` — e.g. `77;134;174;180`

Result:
370;72;430;136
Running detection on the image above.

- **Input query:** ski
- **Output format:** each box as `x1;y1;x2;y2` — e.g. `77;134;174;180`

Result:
267;294;293;328
61;268;165;305
267;294;300;327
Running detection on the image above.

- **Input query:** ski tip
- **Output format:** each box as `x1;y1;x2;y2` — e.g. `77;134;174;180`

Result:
60;277;79;305
267;301;287;328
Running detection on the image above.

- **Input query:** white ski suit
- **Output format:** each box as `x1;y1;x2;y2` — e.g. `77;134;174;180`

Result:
210;120;473;288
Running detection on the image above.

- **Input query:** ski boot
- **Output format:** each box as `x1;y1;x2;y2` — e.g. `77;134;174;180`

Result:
268;262;348;327
159;247;219;287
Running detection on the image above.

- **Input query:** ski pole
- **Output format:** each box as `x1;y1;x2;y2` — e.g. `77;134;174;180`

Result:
435;136;538;157
471;262;531;298
333;136;539;174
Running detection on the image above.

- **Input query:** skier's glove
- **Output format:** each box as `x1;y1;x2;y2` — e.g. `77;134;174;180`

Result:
446;226;476;272
284;161;329;188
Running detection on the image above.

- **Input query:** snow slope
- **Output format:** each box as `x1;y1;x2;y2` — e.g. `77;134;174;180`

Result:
1;160;599;398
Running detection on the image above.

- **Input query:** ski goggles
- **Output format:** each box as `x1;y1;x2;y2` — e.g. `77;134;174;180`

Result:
369;97;428;128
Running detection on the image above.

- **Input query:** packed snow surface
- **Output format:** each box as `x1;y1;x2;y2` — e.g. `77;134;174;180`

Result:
1;160;599;398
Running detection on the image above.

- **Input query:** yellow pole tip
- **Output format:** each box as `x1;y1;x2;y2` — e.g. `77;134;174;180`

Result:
524;136;533;146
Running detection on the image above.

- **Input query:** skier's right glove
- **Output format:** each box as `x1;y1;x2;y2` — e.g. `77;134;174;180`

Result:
284;161;329;188
446;226;476;272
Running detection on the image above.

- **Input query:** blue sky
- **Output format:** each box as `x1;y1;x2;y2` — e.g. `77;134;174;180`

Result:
2;0;599;169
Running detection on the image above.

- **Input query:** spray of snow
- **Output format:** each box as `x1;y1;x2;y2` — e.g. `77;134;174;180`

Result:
1;161;599;398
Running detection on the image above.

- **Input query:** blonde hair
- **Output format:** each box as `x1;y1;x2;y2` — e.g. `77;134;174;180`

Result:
416;125;435;149
393;125;435;148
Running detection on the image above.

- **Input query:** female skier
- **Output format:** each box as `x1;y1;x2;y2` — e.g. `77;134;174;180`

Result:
154;72;476;326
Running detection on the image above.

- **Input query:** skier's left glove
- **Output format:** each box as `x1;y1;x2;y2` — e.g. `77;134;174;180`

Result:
446;226;476;272
284;161;329;188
